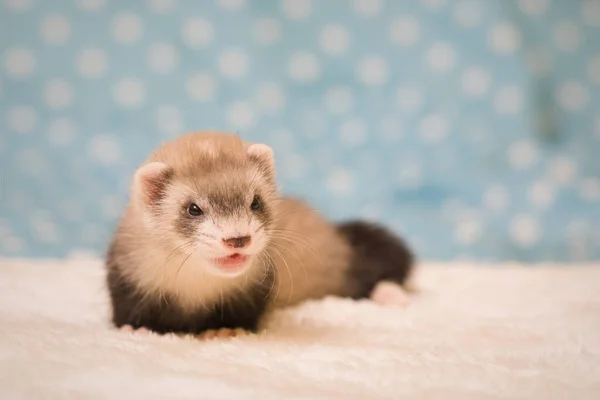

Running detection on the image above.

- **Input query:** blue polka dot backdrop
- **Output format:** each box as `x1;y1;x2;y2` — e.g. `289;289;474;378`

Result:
1;0;599;261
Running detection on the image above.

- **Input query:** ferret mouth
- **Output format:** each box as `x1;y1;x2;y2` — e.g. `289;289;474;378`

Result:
211;253;250;272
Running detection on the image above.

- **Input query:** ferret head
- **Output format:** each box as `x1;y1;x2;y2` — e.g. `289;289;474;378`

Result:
130;132;279;277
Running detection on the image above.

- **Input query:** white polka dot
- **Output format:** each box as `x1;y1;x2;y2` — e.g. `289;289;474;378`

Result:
3;47;35;78
40;13;71;44
147;0;175;13
494;85;524;115
357;56;389;86
508;139;538;170
320;25;350;56
88;135;121;165
580;178;600;201
327;168;354;195
44;79;73;109
489;23;521;54
423;0;446;10
8;106;37;133
59;200;84;222
396;162;422;189
101;195;122;219
339;119;367;147
483;185;509;211
360;205;381;220
156;105;183;136
528;180;555;208
31;215;60;243
517;0;548;16
582;0;600;27
389;16;420;46
253;18;282;46
48;118;77;145
510;215;540;247
426;43;456;73
282;153;308;180
75;0;105;11
6;0;32;12
324;86;354;114
227;101;255;130
289;51;320;82
219;0;245;10
396;84;423;113
556;81;588;112
281;0;311;20
352;0;381;17
19;148;49;177
182;18;213;49
218;48;248;79
148;42;179;73
2;236;23;253
453;0;482;28
549;157;577;184
525;48;552;77
419;114;449;142
270;128;296;151
454;218;481;245
554;20;581;52
257;83;285;113
113;78;145;108
461;67;491;97
589;55;600;85
112;12;143;44
76;49;108;79
566;220;589;260
186;72;216;101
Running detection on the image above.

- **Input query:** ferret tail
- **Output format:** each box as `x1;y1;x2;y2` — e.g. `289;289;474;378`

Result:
336;220;417;299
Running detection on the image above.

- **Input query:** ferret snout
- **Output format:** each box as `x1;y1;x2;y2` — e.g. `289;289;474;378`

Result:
222;235;252;249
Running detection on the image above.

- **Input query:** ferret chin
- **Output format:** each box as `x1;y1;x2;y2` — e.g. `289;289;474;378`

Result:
105;131;415;338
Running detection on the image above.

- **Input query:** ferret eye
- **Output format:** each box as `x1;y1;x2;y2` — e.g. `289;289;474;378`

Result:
250;196;261;211
187;203;204;217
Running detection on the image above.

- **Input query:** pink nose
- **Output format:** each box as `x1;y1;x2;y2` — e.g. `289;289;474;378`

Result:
222;236;251;249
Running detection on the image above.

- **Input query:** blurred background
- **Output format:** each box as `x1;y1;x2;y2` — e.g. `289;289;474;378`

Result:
1;0;599;262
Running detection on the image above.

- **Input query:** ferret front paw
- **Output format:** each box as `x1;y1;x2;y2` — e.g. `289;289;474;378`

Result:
370;281;411;308
196;328;248;340
119;324;152;334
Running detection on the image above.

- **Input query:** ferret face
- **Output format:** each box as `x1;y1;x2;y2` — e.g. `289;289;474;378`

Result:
166;172;275;276
133;137;278;277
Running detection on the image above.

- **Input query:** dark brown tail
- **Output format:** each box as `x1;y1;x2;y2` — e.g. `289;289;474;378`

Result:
337;220;416;299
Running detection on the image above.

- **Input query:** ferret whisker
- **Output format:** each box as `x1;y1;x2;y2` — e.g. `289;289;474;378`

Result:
261;250;279;301
268;245;294;305
270;239;311;282
269;228;321;248
268;231;322;270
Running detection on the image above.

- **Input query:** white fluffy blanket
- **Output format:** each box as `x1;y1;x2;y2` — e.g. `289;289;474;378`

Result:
1;257;599;399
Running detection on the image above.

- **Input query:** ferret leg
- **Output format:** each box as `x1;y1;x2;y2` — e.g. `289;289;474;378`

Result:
370;281;411;308
196;328;248;340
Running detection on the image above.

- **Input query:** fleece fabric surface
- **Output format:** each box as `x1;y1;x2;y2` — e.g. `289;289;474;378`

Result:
1;257;599;400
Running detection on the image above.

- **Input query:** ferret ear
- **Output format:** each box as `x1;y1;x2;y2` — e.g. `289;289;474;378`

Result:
132;162;173;207
247;143;274;171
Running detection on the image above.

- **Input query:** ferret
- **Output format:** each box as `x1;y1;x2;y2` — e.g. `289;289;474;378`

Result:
105;131;415;339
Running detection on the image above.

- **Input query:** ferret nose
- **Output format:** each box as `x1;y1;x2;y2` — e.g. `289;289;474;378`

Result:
223;236;251;249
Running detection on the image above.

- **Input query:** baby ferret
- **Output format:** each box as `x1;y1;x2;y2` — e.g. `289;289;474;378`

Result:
105;131;415;338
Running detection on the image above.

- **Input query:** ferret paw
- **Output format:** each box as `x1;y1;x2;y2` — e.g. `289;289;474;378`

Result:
370;281;411;308
196;328;247;340
119;324;151;334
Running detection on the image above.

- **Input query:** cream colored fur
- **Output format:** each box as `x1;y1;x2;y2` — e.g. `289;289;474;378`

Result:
111;131;368;314
2;256;599;399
